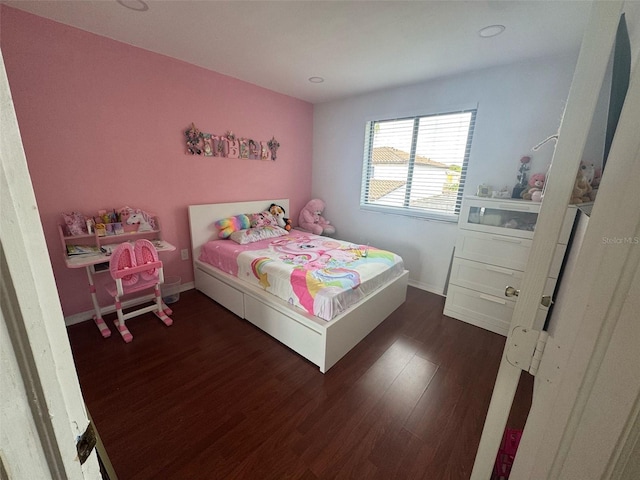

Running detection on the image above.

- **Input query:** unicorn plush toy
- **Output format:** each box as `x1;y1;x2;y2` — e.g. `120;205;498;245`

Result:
121;207;155;232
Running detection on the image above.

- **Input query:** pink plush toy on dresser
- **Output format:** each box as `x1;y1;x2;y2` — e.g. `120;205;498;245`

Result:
298;198;336;236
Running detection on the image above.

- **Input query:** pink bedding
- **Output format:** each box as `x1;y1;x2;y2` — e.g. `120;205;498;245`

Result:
198;230;405;321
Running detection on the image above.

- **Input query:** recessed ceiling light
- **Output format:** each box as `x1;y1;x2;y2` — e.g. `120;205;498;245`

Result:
308;77;325;84
479;25;506;38
116;0;149;12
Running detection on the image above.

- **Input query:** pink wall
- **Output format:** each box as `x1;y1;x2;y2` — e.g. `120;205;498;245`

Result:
1;6;313;318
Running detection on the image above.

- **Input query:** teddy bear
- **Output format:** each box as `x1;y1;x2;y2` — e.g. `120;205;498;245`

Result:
269;203;291;231
588;166;602;201
298;199;336;236
521;173;546;201
570;162;594;204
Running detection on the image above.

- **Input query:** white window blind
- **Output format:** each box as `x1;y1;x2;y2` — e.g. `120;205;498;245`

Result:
360;109;476;221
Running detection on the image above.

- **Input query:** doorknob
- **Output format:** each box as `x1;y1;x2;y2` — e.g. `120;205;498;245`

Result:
505;286;520;297
505;286;554;307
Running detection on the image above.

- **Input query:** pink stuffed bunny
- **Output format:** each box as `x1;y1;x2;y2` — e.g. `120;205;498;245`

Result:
298;199;336;236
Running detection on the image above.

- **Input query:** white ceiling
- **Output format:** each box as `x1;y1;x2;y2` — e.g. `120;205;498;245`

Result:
4;0;593;104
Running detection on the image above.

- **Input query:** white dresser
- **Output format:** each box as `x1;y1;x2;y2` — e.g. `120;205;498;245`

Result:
443;196;576;336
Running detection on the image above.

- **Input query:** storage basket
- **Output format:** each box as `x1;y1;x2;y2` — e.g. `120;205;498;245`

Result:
161;276;181;304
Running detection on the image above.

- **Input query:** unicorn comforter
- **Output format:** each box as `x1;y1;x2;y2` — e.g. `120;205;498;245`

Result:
198;230;405;321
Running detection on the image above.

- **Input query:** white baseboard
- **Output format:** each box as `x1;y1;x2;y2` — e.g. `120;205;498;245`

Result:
407;280;445;297
66;280;440;326
64;281;195;327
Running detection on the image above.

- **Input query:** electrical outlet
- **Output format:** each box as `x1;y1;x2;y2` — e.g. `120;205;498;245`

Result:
181;249;189;260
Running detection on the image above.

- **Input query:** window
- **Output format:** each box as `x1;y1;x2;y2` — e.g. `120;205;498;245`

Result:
360;109;476;221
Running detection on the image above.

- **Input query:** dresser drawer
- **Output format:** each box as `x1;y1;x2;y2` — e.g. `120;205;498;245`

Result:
443;284;548;336
455;230;532;271
459;197;539;239
449;257;557;299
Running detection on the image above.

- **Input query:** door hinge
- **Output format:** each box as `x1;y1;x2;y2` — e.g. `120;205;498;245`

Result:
76;421;97;465
506;327;555;377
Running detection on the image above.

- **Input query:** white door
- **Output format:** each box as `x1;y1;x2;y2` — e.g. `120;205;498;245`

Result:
470;2;626;478
510;49;640;478
0;49;101;479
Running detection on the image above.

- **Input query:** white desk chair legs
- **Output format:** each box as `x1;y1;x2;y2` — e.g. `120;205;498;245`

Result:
111;279;172;343
106;240;173;343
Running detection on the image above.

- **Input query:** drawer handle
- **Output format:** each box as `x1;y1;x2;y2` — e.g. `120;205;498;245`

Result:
485;265;514;275
480;293;507;305
491;236;523;244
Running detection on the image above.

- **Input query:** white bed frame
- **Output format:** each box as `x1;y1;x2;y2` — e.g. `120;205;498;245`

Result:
188;199;409;373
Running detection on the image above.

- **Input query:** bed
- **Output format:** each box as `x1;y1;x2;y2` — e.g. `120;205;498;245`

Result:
188;199;409;373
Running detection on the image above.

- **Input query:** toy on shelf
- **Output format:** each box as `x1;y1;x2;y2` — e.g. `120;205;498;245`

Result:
126;210;154;232
298;198;335;236
589;167;602;201
521;172;546;202
571;162;595;204
491;187;511;199
119;206;156;232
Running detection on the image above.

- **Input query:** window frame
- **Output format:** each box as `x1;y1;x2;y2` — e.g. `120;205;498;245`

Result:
360;106;477;223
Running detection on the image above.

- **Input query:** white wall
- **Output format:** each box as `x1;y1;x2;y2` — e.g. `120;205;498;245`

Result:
313;53;578;294
627;1;640;71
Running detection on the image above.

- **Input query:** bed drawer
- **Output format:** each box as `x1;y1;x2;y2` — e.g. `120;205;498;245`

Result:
449;257;557;299
443;284;547;336
244;294;324;366
195;266;244;318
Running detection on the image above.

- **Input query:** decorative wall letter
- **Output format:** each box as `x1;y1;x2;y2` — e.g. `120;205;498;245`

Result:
185;123;279;161
267;136;280;161
202;133;213;157
214;136;226;157
185;123;203;155
260;141;271;161
226;131;239;158
248;139;260;159
239;138;249;159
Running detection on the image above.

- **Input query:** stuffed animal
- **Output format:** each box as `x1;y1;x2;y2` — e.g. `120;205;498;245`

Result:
269;203;291;231
521;173;546;201
580;161;596;185
298;199;336;236
570;163;594;204
588;167;603;201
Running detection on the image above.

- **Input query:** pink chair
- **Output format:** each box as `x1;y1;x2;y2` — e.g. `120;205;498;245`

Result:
105;240;172;343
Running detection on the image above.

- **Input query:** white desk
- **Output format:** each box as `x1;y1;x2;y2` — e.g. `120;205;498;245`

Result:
60;225;175;337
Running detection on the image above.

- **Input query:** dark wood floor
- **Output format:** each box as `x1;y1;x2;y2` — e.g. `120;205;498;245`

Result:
67;286;532;480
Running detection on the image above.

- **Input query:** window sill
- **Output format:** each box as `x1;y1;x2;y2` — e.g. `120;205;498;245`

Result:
359;204;460;223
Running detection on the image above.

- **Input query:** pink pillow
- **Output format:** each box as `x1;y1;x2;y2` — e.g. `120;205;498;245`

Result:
229;226;289;244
